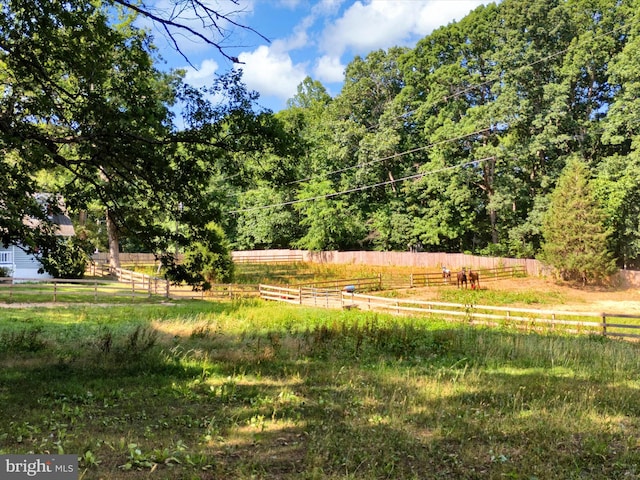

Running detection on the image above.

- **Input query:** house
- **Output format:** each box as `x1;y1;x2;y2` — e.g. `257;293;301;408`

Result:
0;195;75;279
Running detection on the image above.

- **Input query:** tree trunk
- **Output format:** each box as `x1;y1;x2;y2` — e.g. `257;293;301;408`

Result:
106;209;120;271
490;208;498;244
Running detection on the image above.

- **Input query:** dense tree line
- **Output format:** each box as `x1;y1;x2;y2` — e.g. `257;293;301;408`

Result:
227;0;640;274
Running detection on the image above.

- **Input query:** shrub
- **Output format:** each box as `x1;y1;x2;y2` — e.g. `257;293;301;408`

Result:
38;237;93;278
165;222;234;290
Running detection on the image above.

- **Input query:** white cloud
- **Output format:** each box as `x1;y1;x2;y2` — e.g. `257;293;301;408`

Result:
320;1;415;56
319;0;488;57
237;45;307;100
314;55;346;83
182;59;220;88
414;1;487;33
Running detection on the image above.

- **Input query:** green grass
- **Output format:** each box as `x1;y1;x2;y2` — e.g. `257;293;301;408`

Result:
1;300;640;479
438;286;566;305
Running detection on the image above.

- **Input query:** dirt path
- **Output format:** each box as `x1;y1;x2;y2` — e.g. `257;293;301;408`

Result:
490;277;640;314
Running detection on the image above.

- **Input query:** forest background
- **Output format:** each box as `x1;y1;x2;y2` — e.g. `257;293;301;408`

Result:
2;0;640;285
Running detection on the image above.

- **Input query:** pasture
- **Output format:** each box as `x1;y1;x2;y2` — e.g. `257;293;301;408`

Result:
1;265;640;479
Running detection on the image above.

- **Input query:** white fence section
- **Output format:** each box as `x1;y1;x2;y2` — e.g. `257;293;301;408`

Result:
258;284;640;340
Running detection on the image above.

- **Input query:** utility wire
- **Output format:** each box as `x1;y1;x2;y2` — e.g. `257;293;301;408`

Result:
226;15;635;209
283;127;493;186
230;156;495;214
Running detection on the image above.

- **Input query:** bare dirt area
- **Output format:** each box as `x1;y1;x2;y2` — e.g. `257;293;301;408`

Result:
493;277;640;314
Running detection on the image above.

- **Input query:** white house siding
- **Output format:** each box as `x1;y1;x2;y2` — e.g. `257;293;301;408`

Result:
0;246;13;275
0;245;52;280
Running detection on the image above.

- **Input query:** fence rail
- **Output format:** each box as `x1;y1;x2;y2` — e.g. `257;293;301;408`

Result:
343;293;640;338
232;253;304;264
0;267;260;303
294;275;382;292
259;283;640;340
0;277;159;302
407;265;526;288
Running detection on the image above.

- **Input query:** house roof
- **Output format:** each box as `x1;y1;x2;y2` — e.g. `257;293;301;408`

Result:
25;193;76;237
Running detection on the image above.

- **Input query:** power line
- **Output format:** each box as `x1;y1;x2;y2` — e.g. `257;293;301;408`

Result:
283;127;493;187
227;13;635;210
230;156;495;214
239;16;633;192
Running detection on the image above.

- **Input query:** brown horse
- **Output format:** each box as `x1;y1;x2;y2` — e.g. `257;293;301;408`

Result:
456;269;467;288
468;269;480;290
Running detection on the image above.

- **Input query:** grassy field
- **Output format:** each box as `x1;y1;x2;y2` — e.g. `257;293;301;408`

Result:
1;293;640;479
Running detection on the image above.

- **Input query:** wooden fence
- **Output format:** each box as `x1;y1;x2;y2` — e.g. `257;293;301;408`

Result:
258;284;640;340
406;265;525;288
293;275;382;292
0;266;260;303
90;250;545;275
233;250;304;264
0;277;160;302
259;284;343;308
343;293;640;339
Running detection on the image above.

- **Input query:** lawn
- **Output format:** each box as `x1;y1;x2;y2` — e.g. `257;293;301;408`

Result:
1;298;640;479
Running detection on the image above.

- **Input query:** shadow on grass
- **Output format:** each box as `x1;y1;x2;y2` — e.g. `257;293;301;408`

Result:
1;303;640;478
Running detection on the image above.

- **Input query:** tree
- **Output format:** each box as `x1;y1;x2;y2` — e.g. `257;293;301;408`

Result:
233;186;300;250
38;237;93;279
293;179;366;251
0;0;285;288
164;222;234;290
540;158;616;284
593;154;640;269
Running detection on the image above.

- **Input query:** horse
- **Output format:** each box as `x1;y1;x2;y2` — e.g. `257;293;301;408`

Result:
441;266;451;284
456;269;467;288
468;269;480;290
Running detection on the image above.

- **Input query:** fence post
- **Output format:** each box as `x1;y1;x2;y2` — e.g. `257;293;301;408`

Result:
299;286;302;305
410;273;414;288
378;273;382;290
602;313;607;337
94;279;98;302
53;280;57;302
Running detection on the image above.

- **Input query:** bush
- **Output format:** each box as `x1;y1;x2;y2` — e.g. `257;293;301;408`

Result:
165;222;234;290
38;236;93;278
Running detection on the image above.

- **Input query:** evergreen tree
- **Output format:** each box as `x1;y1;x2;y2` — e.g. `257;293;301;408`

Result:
540;158;616;284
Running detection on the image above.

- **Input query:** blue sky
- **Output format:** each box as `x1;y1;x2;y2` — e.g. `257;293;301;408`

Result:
146;1;492;112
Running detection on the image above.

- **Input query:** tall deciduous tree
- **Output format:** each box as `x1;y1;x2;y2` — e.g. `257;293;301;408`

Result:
540;158;616;284
0;0;283;287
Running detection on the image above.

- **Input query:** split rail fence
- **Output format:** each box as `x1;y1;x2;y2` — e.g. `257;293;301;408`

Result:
259;284;640;340
0;266;260;303
397;265;524;289
0;277;160;303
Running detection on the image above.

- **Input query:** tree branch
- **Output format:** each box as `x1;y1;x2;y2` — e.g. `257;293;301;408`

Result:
110;0;270;65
